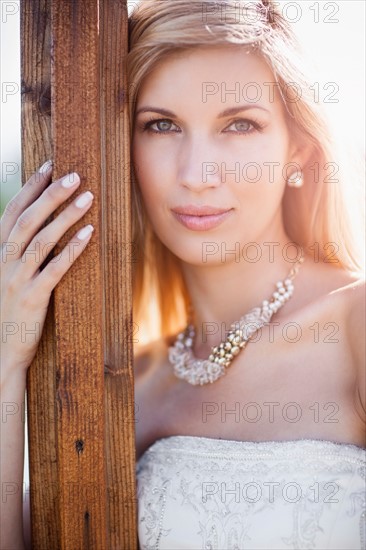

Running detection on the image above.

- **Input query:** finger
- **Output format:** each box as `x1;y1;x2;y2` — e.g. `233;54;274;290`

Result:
4;171;82;261
19;190;94;279
33;224;95;296
0;160;53;246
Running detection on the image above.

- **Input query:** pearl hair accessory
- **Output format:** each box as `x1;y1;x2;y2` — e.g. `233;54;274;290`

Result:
168;248;305;386
287;170;303;187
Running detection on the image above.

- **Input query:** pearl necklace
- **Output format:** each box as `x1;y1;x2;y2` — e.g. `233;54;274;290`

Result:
168;250;305;386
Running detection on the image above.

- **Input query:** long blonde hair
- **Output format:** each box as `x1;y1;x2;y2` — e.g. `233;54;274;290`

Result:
127;0;365;345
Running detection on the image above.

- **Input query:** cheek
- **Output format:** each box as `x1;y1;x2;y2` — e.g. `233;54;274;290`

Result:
133;138;158;194
132;138;171;223
226;130;290;193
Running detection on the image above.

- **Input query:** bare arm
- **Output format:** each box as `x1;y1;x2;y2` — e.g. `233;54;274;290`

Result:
1;363;28;549
0;161;94;548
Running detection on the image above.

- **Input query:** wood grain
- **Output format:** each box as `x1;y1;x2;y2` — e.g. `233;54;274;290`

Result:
22;0;136;547
100;1;137;546
21;1;60;547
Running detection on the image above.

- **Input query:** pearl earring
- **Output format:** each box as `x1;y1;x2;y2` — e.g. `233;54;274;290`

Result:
287;171;303;188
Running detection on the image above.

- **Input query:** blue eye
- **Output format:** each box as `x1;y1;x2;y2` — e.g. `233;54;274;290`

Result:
154;120;175;132
228;120;252;132
141;118;180;134
224;118;264;134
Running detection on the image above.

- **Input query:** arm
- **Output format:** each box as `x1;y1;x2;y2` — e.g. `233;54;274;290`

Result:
0;161;95;548
1;363;28;549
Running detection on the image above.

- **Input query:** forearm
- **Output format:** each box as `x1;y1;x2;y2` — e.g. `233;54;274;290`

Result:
1;362;28;550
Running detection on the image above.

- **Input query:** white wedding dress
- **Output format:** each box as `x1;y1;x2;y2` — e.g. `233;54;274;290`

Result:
136;435;366;550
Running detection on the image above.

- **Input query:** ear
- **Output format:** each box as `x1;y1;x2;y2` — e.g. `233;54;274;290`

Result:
287;130;315;171
288;121;315;170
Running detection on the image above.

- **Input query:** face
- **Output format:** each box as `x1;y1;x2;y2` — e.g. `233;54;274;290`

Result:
132;46;300;266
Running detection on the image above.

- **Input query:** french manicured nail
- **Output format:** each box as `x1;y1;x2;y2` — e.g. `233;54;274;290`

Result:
61;172;80;188
77;224;94;240
39;160;53;173
75;191;94;208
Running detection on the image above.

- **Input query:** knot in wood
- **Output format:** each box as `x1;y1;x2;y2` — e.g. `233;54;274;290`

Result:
75;439;84;454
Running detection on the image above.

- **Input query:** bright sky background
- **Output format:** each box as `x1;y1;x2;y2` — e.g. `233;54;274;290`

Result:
0;0;365;210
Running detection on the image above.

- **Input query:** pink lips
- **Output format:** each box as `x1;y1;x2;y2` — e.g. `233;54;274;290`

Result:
171;205;233;231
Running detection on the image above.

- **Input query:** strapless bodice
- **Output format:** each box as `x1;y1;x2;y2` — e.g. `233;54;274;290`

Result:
136;435;365;549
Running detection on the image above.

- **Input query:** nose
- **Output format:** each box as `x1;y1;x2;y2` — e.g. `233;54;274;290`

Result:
177;134;222;193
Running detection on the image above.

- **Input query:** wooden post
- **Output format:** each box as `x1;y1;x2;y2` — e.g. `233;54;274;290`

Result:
21;1;137;548
21;1;60;546
100;1;138;548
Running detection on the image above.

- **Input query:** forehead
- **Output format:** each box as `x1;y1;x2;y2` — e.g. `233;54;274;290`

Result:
136;46;279;112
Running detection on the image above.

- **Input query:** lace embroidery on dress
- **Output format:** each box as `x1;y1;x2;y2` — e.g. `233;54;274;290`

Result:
137;436;366;550
138;478;171;550
347;464;366;549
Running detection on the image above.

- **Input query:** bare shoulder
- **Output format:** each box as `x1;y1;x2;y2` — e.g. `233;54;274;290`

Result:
312;267;365;362
329;271;366;325
274;258;365;419
327;270;365;300
324;270;365;415
294;255;365;315
341;276;366;412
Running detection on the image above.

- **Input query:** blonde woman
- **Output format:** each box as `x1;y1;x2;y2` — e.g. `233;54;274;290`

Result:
1;1;365;548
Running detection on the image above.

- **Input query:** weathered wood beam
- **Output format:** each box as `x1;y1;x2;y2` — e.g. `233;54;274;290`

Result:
100;0;137;548
21;1;60;547
21;0;136;547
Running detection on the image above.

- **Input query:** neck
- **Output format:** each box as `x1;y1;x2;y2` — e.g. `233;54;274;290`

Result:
179;227;302;358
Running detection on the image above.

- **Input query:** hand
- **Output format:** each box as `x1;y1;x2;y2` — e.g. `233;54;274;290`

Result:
0;161;95;373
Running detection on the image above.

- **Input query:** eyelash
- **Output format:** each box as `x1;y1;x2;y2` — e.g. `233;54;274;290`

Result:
137;116;264;136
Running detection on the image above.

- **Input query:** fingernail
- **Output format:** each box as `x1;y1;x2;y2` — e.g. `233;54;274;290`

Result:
61;172;80;188
77;225;94;240
39;160;53;173
75;191;94;208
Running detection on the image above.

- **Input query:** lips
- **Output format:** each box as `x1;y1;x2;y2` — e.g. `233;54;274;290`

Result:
171;205;233;231
172;205;232;216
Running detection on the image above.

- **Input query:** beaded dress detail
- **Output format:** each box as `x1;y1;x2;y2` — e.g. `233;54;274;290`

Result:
136;435;366;550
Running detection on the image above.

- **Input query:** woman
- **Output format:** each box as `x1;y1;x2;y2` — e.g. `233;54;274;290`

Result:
1;1;365;548
129;3;365;546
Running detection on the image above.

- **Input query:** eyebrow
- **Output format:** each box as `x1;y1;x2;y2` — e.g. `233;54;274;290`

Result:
135;105;270;117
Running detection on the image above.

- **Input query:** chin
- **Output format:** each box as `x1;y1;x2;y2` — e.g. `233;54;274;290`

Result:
157;235;232;267
176;251;227;267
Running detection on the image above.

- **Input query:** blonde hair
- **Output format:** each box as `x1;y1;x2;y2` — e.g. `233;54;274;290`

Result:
127;0;365;345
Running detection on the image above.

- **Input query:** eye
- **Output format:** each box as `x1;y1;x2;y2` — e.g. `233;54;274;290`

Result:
224;118;262;134
139;118;180;134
